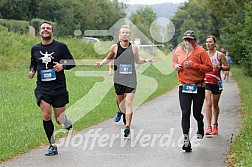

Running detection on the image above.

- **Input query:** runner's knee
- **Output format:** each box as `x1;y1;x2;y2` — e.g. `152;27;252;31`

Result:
206;102;212;108
42;111;52;121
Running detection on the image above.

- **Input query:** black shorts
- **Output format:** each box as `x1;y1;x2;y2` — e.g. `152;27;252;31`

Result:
205;84;222;95
114;83;136;95
35;89;69;108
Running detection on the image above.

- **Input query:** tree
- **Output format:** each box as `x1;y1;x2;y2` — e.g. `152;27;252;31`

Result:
0;0;31;20
204;0;252;75
130;6;157;44
177;18;200;45
170;0;214;47
0;0;126;37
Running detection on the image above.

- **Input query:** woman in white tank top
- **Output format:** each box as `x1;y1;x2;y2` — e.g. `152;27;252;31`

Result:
205;35;229;135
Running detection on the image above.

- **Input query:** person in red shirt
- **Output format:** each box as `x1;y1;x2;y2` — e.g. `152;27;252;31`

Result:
204;35;229;135
173;30;213;152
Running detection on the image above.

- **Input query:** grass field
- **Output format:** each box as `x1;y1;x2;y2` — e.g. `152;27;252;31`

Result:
0;64;177;161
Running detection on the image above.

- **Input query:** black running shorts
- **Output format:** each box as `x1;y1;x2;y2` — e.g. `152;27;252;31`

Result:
114;83;136;95
35;89;69;108
205;83;222;95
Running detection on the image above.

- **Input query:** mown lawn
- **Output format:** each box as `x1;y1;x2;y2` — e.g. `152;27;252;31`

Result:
0;64;177;161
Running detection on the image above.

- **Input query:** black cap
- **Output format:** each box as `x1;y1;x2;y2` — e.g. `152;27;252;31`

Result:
182;30;196;39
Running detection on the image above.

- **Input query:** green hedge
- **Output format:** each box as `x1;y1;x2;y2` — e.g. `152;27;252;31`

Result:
0;19;29;34
0;24;8;31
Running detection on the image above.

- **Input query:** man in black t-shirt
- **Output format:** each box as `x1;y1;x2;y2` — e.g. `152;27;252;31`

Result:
28;21;75;156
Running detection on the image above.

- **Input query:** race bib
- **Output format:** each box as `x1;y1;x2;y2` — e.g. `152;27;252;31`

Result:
217;80;223;90
40;69;56;81
182;84;198;94
119;64;132;74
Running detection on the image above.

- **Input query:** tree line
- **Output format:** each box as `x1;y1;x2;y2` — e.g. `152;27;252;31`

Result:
0;0;251;75
0;0;127;36
0;0;159;45
170;0;252;76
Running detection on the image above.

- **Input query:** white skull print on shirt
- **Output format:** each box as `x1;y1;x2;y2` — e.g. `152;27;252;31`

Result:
39;51;56;81
39;51;54;69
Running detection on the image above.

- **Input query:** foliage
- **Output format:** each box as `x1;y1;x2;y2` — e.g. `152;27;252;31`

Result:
0;19;29;34
204;0;252;76
169;0;252;76
0;31;38;69
0;0;126;37
177;18;199;44
170;0;214;47
0;0;34;20
0;24;8;31
239;2;252;76
36;0;80;36
0;31;103;70
130;6;157;44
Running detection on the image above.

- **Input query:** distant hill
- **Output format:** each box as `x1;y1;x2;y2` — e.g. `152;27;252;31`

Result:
125;3;182;19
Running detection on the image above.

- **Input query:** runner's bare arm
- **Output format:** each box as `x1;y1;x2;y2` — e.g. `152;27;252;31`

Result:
95;44;116;67
219;52;230;71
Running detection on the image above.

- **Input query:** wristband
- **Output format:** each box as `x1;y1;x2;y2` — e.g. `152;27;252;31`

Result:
220;67;222;71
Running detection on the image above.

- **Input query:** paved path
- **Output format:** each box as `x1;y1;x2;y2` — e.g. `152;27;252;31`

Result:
0;76;240;167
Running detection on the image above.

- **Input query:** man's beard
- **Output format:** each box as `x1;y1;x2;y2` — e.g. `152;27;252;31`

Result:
42;36;52;41
183;41;193;51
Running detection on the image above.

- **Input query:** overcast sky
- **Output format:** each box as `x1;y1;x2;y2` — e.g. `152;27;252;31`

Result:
119;0;188;5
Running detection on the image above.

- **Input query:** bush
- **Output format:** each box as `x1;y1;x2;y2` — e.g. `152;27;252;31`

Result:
0;25;8;31
0;31;38;69
0;19;29;34
0;30;104;69
241;53;252;77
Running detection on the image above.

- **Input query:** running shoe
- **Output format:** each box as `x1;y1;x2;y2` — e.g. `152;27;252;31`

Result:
197;128;204;139
205;126;212;135
114;112;123;122
63;117;73;130
212;124;219;135
124;126;130;138
45;145;58;156
182;141;192;152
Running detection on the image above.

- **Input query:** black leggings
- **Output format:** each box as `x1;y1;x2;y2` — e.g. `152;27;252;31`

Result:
179;86;205;135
